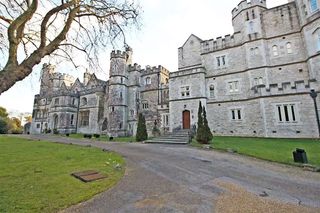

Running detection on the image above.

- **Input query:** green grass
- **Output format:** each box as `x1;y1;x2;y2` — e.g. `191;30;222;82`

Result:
0;136;125;213
191;136;320;167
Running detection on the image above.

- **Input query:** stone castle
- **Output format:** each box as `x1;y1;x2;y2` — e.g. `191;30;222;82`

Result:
31;0;320;138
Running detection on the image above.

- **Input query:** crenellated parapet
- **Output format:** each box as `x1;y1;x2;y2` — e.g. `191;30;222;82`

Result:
232;0;267;18
201;32;242;54
128;63;142;72
110;50;127;59
251;79;317;97
141;65;169;76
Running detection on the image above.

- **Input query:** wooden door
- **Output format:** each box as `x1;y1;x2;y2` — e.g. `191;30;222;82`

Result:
182;110;190;129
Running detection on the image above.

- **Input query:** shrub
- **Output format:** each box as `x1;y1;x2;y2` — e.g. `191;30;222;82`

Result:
53;129;59;134
136;113;148;142
94;134;100;138
0;118;8;134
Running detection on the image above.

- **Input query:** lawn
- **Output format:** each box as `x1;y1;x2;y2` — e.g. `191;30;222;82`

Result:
191;136;320;167
0;136;125;213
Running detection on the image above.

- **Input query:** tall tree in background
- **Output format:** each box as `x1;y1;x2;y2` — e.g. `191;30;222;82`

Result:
196;101;205;143
0;0;140;94
203;107;213;143
136;113;147;142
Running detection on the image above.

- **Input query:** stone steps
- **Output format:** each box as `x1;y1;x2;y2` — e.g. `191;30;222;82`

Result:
145;130;191;144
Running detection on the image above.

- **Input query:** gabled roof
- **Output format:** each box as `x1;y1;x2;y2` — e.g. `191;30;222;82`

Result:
71;78;83;91
180;34;203;48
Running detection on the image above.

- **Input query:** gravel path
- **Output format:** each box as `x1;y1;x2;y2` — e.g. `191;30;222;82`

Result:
17;135;320;213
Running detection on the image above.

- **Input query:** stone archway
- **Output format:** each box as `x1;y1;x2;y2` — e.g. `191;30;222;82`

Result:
182;110;190;129
53;114;59;129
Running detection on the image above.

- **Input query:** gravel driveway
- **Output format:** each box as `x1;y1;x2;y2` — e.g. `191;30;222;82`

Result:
19;135;320;213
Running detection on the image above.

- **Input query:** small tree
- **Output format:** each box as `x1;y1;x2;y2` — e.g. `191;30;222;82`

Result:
136;113;148;142
196;101;205;143
203;107;213;143
0;118;8;134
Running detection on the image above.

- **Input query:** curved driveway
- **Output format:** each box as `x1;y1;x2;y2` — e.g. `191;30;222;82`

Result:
22;135;320;213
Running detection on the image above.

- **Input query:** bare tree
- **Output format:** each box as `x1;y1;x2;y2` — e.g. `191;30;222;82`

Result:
0;0;140;94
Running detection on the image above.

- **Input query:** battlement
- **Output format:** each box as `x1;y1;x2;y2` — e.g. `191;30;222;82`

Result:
251;79;317;97
42;63;56;73
110;50;127;59
232;0;267;18
141;65;169;76
201;32;242;54
128;63;142;72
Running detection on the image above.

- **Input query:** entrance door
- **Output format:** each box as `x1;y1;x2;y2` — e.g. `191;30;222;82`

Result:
53;114;58;129
182;110;191;129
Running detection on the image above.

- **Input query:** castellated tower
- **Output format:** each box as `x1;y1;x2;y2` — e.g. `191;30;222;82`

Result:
232;0;267;41
107;50;130;136
40;63;56;96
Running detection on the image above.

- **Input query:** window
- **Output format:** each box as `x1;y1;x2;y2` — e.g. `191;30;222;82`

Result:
216;55;227;67
145;77;151;85
276;103;298;123
314;28;320;51
254;77;264;85
81;97;87;106
130;110;134;116
286;42;293;54
70;114;74;125
228;81;239;93
272;45;279;56
246;11;249;21
181;86;190;97
162;114;169;127
120;92;123;100
36;123;40;128
54;98;59;105
142;102;149;109
310;0;318;12
231;109;242;121
79;111;89;126
121;77;123;84
72;98;76;105
209;85;215;98
252;9;255;19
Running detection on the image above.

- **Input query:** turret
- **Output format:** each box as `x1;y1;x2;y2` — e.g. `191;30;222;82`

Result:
83;69;91;86
40;63;56;96
232;0;267;41
108;49;129;136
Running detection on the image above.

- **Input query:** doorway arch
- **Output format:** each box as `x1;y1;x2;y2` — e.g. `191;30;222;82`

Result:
53;114;59;129
182;110;191;129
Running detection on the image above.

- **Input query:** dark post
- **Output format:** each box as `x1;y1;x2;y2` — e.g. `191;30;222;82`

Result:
310;89;320;137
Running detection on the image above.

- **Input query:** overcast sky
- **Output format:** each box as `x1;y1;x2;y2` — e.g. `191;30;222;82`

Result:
0;0;288;114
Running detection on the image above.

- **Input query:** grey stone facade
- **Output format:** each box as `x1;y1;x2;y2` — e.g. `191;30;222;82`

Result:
32;0;320;138
170;0;320;138
31;47;170;137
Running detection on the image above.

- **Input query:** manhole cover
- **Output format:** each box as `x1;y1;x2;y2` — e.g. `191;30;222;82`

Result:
71;170;107;182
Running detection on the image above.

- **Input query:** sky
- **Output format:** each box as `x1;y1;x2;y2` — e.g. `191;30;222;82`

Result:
0;0;288;114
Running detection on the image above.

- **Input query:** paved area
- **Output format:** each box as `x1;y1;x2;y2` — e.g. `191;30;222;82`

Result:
19;135;320;212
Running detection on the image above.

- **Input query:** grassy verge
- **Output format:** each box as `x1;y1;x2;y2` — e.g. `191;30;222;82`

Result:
0;136;125;213
191;136;320;167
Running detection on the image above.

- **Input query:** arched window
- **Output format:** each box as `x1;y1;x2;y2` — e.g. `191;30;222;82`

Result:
209;85;215;98
145;77;151;85
246;11;249;21
272;45;279;56
81;97;87;106
70;114;74;125
313;28;320;51
310;0;318;12
286;42;293;54
258;77;263;85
